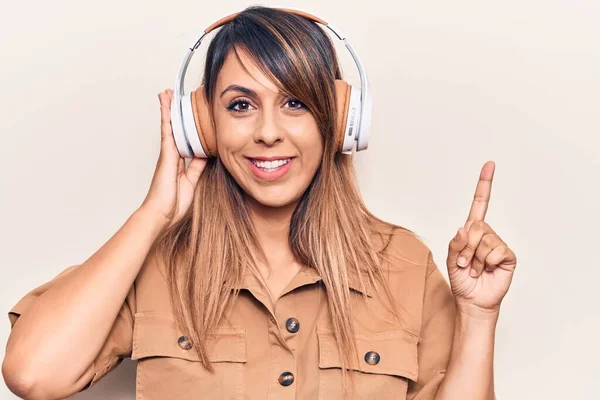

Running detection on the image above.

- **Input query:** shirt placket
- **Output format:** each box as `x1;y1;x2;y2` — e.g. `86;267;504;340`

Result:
237;267;321;400
267;291;299;400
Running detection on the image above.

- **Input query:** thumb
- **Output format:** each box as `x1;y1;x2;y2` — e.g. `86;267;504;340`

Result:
447;227;469;271
185;157;208;187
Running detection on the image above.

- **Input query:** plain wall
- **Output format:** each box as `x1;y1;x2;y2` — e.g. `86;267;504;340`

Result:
1;0;598;398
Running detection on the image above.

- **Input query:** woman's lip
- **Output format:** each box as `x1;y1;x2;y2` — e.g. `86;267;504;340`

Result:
245;156;295;161
246;157;295;182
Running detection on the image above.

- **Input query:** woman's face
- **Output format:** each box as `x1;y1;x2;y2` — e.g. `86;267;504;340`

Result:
211;49;323;208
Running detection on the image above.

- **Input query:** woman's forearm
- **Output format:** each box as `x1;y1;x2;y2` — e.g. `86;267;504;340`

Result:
3;207;167;397
434;304;499;400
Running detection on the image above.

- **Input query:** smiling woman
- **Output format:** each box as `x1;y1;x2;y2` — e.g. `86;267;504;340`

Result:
154;6;412;383
3;6;466;400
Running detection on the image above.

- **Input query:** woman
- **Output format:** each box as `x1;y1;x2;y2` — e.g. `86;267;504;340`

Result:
3;6;516;400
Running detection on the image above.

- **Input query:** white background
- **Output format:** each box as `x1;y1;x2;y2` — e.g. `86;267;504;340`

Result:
1;0;598;398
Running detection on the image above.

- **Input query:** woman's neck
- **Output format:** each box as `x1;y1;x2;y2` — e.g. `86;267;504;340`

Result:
247;197;303;302
247;197;298;266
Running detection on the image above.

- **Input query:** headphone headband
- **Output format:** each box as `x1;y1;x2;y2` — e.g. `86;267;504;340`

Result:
171;7;372;158
204;8;328;34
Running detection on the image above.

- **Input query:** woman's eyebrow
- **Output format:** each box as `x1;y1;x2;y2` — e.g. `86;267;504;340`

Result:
220;85;258;98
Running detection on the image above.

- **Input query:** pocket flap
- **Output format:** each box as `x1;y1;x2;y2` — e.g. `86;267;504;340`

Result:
131;311;246;363
316;325;418;381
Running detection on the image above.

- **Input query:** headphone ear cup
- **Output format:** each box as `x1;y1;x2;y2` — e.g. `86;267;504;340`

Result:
178;86;216;158
334;80;351;153
171;93;194;158
190;86;217;157
335;79;362;154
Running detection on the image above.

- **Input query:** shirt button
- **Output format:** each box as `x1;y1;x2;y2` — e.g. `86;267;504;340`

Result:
178;336;193;350
285;317;300;333
278;371;295;386
364;351;380;365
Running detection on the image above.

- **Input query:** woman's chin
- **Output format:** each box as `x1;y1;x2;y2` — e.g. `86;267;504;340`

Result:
247;189;300;210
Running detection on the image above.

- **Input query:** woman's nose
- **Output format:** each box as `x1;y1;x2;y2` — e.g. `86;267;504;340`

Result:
253;110;284;146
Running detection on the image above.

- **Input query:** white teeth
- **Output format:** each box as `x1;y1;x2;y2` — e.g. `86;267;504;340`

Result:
251;158;291;171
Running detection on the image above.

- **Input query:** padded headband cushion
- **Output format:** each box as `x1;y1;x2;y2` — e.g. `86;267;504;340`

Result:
204;9;328;33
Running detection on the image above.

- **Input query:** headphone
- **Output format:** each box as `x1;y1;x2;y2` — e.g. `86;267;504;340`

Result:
170;7;372;158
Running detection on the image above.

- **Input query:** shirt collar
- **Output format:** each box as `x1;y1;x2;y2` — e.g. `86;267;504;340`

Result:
300;266;373;298
231;265;373;298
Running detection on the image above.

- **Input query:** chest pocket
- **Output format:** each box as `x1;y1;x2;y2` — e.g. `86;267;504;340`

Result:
131;311;246;400
316;325;419;400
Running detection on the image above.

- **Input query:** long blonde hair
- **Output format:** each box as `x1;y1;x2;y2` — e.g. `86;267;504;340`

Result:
153;5;415;381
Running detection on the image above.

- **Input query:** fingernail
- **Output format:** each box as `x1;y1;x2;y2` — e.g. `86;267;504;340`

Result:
469;268;478;278
457;256;467;267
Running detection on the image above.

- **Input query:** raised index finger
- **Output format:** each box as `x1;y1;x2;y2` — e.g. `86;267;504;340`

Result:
465;161;496;224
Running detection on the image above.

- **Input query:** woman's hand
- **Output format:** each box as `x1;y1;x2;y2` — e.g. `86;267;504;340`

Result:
139;89;207;229
446;161;517;318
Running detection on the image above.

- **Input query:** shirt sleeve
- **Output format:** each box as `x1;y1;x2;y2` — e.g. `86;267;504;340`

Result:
7;264;136;391
407;251;456;400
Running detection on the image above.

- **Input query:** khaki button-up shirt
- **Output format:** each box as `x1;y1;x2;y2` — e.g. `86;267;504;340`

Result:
8;229;456;399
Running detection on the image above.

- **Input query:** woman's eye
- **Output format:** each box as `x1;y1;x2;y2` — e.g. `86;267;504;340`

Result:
286;99;306;110
227;100;254;113
226;98;306;113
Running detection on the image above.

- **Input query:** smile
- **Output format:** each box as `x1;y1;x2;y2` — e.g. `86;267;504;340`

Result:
251;158;291;172
245;156;296;181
